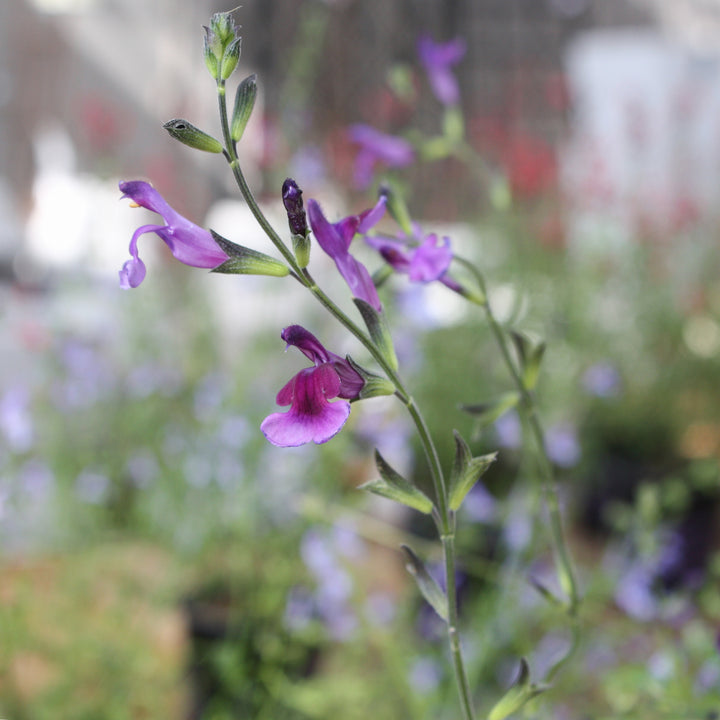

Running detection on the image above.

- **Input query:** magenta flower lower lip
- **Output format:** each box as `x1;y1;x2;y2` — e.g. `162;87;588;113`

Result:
261;326;365;447
118;180;228;288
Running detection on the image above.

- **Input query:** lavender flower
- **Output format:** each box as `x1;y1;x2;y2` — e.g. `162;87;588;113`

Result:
348;124;415;188
261;325;364;447
365;231;452;283
417;35;466;106
118;180;228;288
307;196;386;310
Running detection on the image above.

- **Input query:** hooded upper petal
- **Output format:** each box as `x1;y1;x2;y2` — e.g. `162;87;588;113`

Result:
119;180;228;287
260;364;351;447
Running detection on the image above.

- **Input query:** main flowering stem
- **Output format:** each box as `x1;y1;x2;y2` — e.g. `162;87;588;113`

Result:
216;79;476;719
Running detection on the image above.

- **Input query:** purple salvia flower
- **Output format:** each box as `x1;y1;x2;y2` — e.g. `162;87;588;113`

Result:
307;197;386;311
118;180;228;288
348;124;415;188
365;231;452;283
417;35;466;106
261;326;364;447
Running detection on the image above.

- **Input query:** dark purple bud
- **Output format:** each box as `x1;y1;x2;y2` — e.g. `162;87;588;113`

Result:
282;178;308;238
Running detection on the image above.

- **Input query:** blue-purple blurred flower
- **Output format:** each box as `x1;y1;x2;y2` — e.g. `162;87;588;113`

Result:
408;656;443;693
417;35;466;106
0;386;34;452
307;196;386;310
494;410;522;449
461;482;497;523
581;362;621;397
261;325;364;447
348;124;415;189
119;180;228;288
544;422;581;468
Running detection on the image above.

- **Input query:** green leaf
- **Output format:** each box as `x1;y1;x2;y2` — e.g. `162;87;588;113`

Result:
400;544;448;622
358;450;433;515
487;658;548;720
448;430;497;512
510;331;546;391
460;391;520;427
353;298;398;371
210;231;289;277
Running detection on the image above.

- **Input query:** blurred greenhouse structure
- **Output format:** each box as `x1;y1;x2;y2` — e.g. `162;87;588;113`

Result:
1;0;720;718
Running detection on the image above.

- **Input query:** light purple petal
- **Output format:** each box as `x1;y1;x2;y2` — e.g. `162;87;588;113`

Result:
357;196;387;233
417;36;466;106
349;125;415;166
119;180;228;287
261;365;351;447
335;252;382;311
407;234;452;282
307;199;348;258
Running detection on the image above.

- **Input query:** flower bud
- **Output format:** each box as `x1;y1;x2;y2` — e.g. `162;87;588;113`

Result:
163;119;223;153
210;11;238;47
203;28;221;79
220;37;242;80
230;74;257;142
282;178;308;237
345;357;395;400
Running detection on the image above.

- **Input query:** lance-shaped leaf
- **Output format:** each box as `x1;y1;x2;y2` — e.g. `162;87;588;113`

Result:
461;391;520;427
400;544;448;622
448;430;497;511
210;231;289;277
359;450;433;514
488;658;549;720
510;330;546;391
353;298;399;371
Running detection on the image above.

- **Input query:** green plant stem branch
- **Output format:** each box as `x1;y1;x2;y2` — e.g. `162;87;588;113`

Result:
456;256;580;615
217;79;475;719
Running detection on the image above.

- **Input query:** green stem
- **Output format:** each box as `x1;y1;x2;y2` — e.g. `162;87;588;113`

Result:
457;256;579;614
216;79;475;718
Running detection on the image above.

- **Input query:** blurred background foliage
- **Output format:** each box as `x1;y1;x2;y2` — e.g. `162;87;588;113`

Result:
1;0;720;718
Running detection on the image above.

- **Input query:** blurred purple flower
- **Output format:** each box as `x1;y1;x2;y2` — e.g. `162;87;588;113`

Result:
365;231;452;283
348;124;415;189
0;386;34;452
365;592;396;626
20;459;54;500
495;410;522;449
462;482;497;523
417;35;466;106
118;180;228;288
614;562;658;621
408;656;443;693
544;423;581;467
75;470;110;504
284;586;315;631
582;362;621;397
261;326;364;447
307;196;386;310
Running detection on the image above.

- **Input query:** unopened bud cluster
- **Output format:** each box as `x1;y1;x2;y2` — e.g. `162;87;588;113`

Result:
204;11;242;81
